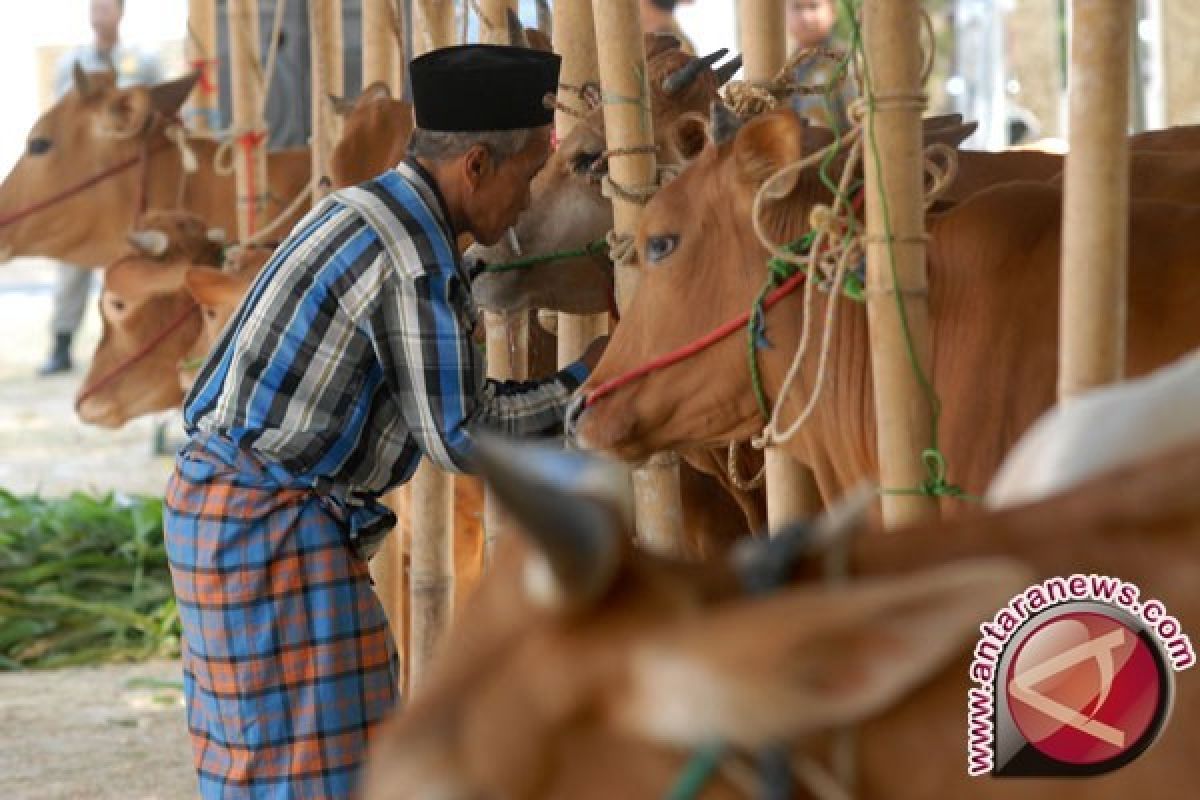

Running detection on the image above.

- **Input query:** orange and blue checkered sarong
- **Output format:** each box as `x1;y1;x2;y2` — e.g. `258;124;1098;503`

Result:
164;434;400;799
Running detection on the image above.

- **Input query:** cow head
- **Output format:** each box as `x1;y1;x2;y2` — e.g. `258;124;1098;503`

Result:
0;69;199;266
328;82;415;188
361;438;1026;799
75;210;222;427
178;246;272;393
468;36;741;314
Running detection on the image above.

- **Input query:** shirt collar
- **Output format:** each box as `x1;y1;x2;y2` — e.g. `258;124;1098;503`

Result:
397;158;458;243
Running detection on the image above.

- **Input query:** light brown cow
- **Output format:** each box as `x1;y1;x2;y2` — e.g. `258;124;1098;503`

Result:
0;69;310;267
363;436;1200;799
75;210;224;426
572;109;1200;509
328;82;415;188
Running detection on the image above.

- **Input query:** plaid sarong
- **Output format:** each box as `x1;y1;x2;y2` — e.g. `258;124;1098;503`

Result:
164;433;400;799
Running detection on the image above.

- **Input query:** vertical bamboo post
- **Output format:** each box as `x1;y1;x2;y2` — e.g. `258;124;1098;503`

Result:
477;0;517;44
407;0;458;694
1058;0;1132;402
227;0;269;240
592;0;685;556
363;0;407;647
738;0;823;532
310;0;345;198
186;0;219;133
862;0;939;527
554;0;608;368
477;0;523;566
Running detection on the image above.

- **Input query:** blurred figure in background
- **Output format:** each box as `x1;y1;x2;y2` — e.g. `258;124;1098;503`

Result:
786;0;855;134
39;0;162;376
640;0;696;54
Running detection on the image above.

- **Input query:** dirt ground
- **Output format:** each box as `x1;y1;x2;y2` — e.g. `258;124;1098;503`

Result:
0;259;195;799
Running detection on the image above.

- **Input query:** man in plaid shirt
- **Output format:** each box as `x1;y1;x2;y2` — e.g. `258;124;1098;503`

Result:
164;44;604;799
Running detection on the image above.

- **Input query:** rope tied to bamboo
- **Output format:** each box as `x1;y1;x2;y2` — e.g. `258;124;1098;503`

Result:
723;46;851;117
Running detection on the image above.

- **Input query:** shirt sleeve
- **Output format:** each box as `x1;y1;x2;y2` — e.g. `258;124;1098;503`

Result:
364;263;590;474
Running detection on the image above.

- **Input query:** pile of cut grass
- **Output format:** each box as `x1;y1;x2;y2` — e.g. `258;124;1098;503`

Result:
0;491;180;669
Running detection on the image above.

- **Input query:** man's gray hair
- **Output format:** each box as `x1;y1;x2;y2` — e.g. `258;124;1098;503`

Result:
407;128;534;164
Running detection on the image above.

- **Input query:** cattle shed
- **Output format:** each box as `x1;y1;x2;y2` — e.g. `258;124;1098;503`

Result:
1;1;1199;798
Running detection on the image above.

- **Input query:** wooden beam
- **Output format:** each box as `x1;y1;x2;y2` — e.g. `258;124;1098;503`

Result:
310;0;345;198
592;0;685;556
862;0;940;527
186;0;219;133
227;0;269;240
1058;0;1133;401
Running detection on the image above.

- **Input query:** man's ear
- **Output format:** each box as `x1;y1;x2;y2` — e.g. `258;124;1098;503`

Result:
463;144;493;189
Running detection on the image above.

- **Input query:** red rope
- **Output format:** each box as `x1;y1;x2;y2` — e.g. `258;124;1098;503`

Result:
189;58;219;95
584;269;809;409
75;299;200;411
237;131;268;236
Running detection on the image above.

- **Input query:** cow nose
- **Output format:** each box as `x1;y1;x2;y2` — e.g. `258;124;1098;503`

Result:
564;392;588;446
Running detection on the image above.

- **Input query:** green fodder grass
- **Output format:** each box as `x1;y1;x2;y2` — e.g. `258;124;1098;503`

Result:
0;491;180;669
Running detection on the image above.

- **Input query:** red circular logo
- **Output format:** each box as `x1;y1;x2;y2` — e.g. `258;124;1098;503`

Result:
1005;611;1164;766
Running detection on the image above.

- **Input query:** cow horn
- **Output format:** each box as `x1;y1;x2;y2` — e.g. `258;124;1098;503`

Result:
329;93;355;117
506;8;530;48
536;0;553;38
714;54;743;88
206;228;227;245
662;48;728;95
126;230;170;258
470;433;628;614
710;102;744;146
73;63;96;100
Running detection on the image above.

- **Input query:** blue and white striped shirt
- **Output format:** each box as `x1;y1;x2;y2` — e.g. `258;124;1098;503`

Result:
184;161;588;513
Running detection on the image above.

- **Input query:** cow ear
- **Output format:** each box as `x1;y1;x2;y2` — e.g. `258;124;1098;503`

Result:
616;558;1030;748
147;72;202;119
105;260;189;299
471;433;631;615
184;266;243;307
669;112;711;163
525;27;553;53
733;110;808;193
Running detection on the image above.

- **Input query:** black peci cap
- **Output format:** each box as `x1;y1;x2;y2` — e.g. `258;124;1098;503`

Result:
410;45;562;132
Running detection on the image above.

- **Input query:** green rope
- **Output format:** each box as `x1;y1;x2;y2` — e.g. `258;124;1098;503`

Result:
481;237;609;273
837;0;969;501
665;743;726;800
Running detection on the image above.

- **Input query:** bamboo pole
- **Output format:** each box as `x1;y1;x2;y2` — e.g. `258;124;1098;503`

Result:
227;0;269;240
554;0;608;368
1058;0;1133;402
738;0;823;532
186;0;219;133
481;309;528;565
407;0;458;694
477;0;517;45
363;0;404;91
310;0;345;198
363;0;407;647
592;0;685;557
862;0;939;527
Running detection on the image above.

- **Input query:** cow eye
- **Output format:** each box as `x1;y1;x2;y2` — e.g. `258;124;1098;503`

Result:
644;234;680;264
571;151;601;174
110;298;126;312
27;137;52;156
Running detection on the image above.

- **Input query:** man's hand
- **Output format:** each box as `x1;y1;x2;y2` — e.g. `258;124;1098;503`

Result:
579;335;610;371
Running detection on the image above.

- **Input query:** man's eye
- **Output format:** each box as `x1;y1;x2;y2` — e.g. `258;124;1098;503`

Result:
644;234;680;264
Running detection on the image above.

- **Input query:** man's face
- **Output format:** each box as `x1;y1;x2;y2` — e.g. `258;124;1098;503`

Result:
90;0;123;41
787;0;836;49
463;126;552;247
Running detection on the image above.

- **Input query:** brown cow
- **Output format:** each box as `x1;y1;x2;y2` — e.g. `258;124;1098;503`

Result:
0;69;310;267
328;82;415;188
362;436;1200;799
572;109;1200;509
75;210;224;427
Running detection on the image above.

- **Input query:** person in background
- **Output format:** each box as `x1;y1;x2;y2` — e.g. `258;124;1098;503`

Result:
786;0;856;134
38;0;162;376
639;0;696;54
